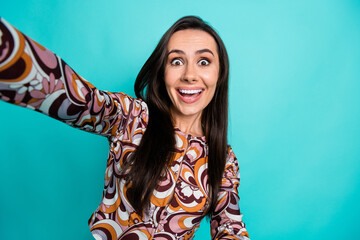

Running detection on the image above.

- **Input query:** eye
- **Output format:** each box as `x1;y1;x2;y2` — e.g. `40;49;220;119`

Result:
198;59;210;66
170;58;183;66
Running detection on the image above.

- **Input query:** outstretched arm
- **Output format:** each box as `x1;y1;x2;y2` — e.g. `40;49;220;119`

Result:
0;18;139;137
210;147;250;240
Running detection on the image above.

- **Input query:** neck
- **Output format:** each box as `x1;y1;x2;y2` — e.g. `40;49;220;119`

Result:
171;109;204;137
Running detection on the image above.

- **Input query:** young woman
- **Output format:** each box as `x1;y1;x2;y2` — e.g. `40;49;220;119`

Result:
0;16;250;240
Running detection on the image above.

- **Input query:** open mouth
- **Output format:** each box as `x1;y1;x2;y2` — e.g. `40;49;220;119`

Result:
178;89;202;97
176;88;204;103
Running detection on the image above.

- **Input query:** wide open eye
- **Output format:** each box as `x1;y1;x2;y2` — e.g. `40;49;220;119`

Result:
170;58;184;66
198;59;210;66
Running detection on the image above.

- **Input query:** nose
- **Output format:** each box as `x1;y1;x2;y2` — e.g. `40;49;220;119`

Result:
182;63;198;83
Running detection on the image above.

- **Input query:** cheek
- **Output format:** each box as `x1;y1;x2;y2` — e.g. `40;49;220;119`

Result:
164;68;177;87
204;73;219;89
164;71;177;102
208;87;217;102
204;73;219;101
203;66;219;85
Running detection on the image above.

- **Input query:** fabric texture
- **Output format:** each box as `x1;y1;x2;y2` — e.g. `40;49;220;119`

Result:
0;18;249;240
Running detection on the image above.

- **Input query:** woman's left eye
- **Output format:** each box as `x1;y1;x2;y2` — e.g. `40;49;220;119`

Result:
198;59;210;66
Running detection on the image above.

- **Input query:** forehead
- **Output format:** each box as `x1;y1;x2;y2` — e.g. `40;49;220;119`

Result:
167;29;218;53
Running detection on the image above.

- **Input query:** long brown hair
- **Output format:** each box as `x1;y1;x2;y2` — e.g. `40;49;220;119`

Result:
125;16;230;217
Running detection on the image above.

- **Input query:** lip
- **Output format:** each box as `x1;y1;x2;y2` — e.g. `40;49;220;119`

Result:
176;87;204;104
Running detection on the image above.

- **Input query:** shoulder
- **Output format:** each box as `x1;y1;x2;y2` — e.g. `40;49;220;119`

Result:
226;145;239;170
226;145;236;159
223;145;240;180
218;145;241;192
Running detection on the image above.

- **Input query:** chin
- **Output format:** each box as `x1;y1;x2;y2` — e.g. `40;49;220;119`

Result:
177;107;203;117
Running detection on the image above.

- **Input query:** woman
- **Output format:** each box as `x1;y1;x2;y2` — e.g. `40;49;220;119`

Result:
0;16;249;240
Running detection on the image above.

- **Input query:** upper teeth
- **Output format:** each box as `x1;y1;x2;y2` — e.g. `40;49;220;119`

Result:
179;89;202;94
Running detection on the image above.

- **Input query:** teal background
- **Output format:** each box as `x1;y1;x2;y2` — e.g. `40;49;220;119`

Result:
1;0;359;239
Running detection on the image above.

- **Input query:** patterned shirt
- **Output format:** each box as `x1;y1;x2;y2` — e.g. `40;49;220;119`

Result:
0;18;249;240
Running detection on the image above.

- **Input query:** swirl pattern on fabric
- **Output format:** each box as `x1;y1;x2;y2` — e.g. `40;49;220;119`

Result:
0;18;249;240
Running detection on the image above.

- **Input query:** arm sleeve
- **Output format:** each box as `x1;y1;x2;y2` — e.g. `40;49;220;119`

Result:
0;18;142;137
210;147;250;240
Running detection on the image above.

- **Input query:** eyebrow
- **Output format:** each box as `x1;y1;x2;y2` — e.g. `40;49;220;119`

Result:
167;48;215;56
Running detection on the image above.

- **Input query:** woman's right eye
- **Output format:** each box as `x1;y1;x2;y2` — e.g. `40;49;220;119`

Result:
170;59;183;66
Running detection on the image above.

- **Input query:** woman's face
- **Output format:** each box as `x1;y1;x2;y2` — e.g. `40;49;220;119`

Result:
164;29;220;122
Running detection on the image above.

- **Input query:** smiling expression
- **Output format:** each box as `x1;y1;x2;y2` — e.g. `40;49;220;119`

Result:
164;29;220;124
